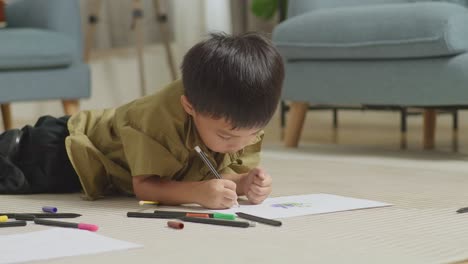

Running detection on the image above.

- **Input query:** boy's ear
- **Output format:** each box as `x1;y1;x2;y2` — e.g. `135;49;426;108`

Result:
180;95;195;116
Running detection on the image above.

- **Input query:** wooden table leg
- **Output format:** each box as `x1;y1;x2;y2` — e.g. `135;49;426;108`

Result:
423;109;436;149
153;0;177;81
83;0;102;62
132;0;147;97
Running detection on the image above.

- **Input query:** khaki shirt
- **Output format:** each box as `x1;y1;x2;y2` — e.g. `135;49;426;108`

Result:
65;80;263;200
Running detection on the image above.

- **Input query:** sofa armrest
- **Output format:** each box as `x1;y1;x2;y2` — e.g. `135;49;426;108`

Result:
274;2;468;60
287;0;468;18
441;0;468;7
287;0;411;18
6;0;84;60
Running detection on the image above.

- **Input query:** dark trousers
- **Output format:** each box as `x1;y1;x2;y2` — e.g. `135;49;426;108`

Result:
0;116;81;194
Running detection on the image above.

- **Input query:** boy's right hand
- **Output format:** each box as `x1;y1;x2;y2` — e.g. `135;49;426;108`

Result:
197;179;238;209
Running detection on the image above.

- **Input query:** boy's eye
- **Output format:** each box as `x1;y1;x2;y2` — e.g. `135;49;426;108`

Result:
218;134;231;140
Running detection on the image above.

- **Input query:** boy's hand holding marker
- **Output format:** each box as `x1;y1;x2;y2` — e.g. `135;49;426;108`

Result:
197;179;238;209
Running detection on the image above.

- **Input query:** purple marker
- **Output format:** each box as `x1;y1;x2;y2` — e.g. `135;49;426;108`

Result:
42;206;58;213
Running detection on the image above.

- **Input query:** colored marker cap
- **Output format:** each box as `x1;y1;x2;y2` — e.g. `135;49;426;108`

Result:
167;221;184;230
139;201;159;206
0;215;8;222
212;213;236;220
78;223;99;232
42;206;58;213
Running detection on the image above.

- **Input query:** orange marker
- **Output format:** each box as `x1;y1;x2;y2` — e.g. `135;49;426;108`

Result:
186;213;209;218
167;221;184;230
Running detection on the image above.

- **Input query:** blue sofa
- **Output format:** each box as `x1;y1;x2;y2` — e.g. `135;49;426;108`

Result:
0;0;90;130
273;0;468;149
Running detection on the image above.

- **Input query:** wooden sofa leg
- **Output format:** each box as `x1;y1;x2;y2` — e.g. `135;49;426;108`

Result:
400;108;407;149
423;109;436;149
452;110;458;152
1;103;12;130
62;100;80;115
284;102;309;148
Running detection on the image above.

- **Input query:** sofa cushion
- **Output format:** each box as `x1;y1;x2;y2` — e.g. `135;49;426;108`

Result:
273;2;468;60
0;28;75;70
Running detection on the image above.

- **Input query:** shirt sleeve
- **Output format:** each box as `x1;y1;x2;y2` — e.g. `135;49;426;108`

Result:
220;134;263;175
119;124;184;179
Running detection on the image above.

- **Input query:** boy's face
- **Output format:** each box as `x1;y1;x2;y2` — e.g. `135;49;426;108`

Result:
181;95;261;153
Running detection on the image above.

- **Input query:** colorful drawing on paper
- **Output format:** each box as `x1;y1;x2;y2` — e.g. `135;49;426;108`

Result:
212;194;392;219
271;202;314;209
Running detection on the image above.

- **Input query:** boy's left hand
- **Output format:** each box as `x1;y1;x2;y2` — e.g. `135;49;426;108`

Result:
242;168;272;204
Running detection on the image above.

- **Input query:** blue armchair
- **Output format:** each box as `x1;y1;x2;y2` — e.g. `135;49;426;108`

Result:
273;0;468;149
0;0;90;130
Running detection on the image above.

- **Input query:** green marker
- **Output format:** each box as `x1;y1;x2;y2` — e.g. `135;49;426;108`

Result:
212;212;236;220
154;210;236;220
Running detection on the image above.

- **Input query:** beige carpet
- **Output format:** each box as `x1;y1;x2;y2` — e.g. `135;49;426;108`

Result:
1;144;468;264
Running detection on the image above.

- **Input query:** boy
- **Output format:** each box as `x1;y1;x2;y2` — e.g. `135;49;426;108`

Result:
0;32;284;209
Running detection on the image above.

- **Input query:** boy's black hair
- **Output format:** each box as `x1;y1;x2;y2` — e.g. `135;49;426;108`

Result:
181;32;284;129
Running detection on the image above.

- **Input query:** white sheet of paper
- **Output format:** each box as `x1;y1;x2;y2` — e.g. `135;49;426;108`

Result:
214;194;391;219
0;228;142;264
